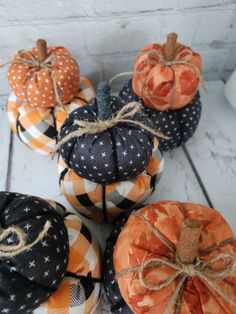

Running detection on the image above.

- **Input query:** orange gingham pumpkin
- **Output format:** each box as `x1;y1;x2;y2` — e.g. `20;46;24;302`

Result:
7;39;80;108
132;33;202;111
113;201;236;314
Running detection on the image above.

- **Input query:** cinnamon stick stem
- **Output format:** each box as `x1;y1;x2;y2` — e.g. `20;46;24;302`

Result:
176;219;202;264
36;39;48;63
164;33;178;62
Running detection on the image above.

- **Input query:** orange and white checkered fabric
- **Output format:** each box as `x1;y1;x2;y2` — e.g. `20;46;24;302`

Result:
7;77;95;155
58;142;164;222
34;213;101;314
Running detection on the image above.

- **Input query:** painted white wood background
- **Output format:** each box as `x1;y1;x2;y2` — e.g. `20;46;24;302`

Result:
0;80;236;313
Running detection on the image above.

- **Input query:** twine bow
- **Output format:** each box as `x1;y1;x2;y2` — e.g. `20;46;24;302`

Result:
0;220;51;258
52;101;169;155
116;212;236;314
14;50;66;108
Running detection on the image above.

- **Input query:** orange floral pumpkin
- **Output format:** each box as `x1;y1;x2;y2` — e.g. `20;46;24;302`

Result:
7;39;80;108
114;201;236;314
132;33;202;111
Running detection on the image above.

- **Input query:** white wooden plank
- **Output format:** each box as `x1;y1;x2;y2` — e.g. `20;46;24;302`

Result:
187;80;236;231
149;148;208;205
0;96;11;190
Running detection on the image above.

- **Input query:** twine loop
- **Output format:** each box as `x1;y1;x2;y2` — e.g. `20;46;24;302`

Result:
116;212;236;313
0;220;51;258
52;101;169;155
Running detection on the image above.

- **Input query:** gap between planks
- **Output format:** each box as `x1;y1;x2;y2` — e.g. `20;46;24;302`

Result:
182;143;214;209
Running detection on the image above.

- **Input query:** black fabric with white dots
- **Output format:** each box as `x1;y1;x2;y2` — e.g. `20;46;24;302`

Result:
103;212;132;314
119;79;202;151
0;192;69;314
59;96;155;184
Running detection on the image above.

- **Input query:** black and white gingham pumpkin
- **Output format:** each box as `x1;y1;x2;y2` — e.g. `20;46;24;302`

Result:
0;192;69;314
59;82;155;184
119;79;202;151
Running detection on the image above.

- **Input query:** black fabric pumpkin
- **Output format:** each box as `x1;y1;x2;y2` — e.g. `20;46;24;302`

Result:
59;82;155;184
103;212;131;314
119;79;202;151
0;192;69;314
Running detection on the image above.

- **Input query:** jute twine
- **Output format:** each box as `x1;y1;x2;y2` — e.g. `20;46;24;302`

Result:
0;220;51;258
110;47;208;110
116;212;236;314
1;50;72;109
52;101;169;156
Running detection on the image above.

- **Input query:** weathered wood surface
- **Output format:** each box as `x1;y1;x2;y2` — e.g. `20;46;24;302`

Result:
0;80;235;313
187;81;236;230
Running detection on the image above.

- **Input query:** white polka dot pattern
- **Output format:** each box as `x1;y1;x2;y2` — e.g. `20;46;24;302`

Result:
7;46;80;108
119;79;202;151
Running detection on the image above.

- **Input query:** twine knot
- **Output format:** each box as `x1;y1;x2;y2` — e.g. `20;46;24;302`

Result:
52;101;169;156
180;263;197;277
0;221;51;258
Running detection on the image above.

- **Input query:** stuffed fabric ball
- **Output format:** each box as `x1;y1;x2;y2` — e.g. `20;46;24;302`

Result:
58;81;156;184
119;79;202;151
7;77;95;155
0;192;69;314
58;142;164;222
132;33;201;111
34;213;101;314
7;39;80;108
110;201;236;314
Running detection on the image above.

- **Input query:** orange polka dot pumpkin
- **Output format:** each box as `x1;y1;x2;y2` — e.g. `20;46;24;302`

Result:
104;201;236;314
7;39;80;108
132;33;202;111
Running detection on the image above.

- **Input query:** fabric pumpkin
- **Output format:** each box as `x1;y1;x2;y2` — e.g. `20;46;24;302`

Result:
34;212;101;314
7;39;80;108
0;192;69;314
110;201;236;314
7;77;95;155
58;82;156;184
132;33;202;111
119;79;202;151
58;141;164;222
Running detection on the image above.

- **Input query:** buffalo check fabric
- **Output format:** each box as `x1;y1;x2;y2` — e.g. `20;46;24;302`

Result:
34;213;101;314
58;141;164;222
6;77;95;155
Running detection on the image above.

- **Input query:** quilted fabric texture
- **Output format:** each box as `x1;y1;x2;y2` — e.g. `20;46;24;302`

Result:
34;213;101;314
132;42;202;110
58;142;164;222
119;79;202;151
0;192;69;314
7;77;95;155
113;201;236;314
59;88;155;184
8;46;80;108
